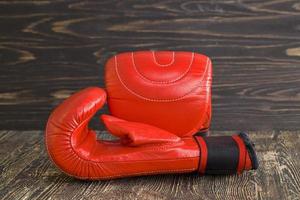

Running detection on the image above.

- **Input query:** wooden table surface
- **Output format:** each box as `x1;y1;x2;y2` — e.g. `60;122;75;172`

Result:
0;0;300;199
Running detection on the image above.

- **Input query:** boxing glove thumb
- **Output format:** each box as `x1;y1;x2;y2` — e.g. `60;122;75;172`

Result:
101;114;180;146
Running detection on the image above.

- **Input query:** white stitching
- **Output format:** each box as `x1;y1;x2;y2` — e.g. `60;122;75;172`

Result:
115;55;210;102
152;51;175;67
131;52;194;84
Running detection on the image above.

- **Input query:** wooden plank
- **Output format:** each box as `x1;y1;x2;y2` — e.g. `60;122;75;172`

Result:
0;0;300;130
0;130;299;200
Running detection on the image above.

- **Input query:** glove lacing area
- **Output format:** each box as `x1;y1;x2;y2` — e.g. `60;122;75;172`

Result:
45;87;199;180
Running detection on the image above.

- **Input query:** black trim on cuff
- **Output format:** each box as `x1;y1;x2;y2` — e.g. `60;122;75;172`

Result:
238;132;259;170
203;136;239;175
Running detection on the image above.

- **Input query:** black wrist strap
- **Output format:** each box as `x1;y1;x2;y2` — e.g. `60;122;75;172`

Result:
194;132;258;175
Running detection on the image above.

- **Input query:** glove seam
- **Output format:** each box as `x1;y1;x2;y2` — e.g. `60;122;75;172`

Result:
152;51;175;67
114;54;210;102
131;51;194;83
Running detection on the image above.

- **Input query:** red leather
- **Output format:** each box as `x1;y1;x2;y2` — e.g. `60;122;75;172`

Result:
196;136;208;174
46;87;199;180
101;114;181;146
105;51;212;137
46;87;255;180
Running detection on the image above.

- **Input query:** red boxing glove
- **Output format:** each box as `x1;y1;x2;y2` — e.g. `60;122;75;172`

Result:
105;51;212;137
45;87;258;180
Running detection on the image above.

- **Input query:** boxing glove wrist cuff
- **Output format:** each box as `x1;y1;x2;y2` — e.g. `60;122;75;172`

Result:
194;132;259;175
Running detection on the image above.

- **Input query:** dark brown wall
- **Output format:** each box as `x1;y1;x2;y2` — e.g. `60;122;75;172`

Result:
0;0;300;131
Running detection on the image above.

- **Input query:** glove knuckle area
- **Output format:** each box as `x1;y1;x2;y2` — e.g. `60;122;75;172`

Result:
105;51;212;137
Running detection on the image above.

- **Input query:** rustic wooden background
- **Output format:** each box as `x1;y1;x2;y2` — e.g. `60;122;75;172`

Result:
0;0;299;199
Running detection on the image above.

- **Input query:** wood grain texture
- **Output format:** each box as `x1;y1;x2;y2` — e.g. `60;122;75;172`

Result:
0;0;300;130
0;130;299;200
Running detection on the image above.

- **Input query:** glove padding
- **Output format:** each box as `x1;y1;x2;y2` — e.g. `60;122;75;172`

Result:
105;51;212;137
46;87;258;180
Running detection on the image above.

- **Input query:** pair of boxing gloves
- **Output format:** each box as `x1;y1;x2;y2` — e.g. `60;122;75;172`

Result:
45;51;258;180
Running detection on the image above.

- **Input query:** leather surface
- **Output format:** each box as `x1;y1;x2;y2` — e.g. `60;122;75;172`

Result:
45;51;256;180
46;87;199;180
46;87;255;180
105;51;212;137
